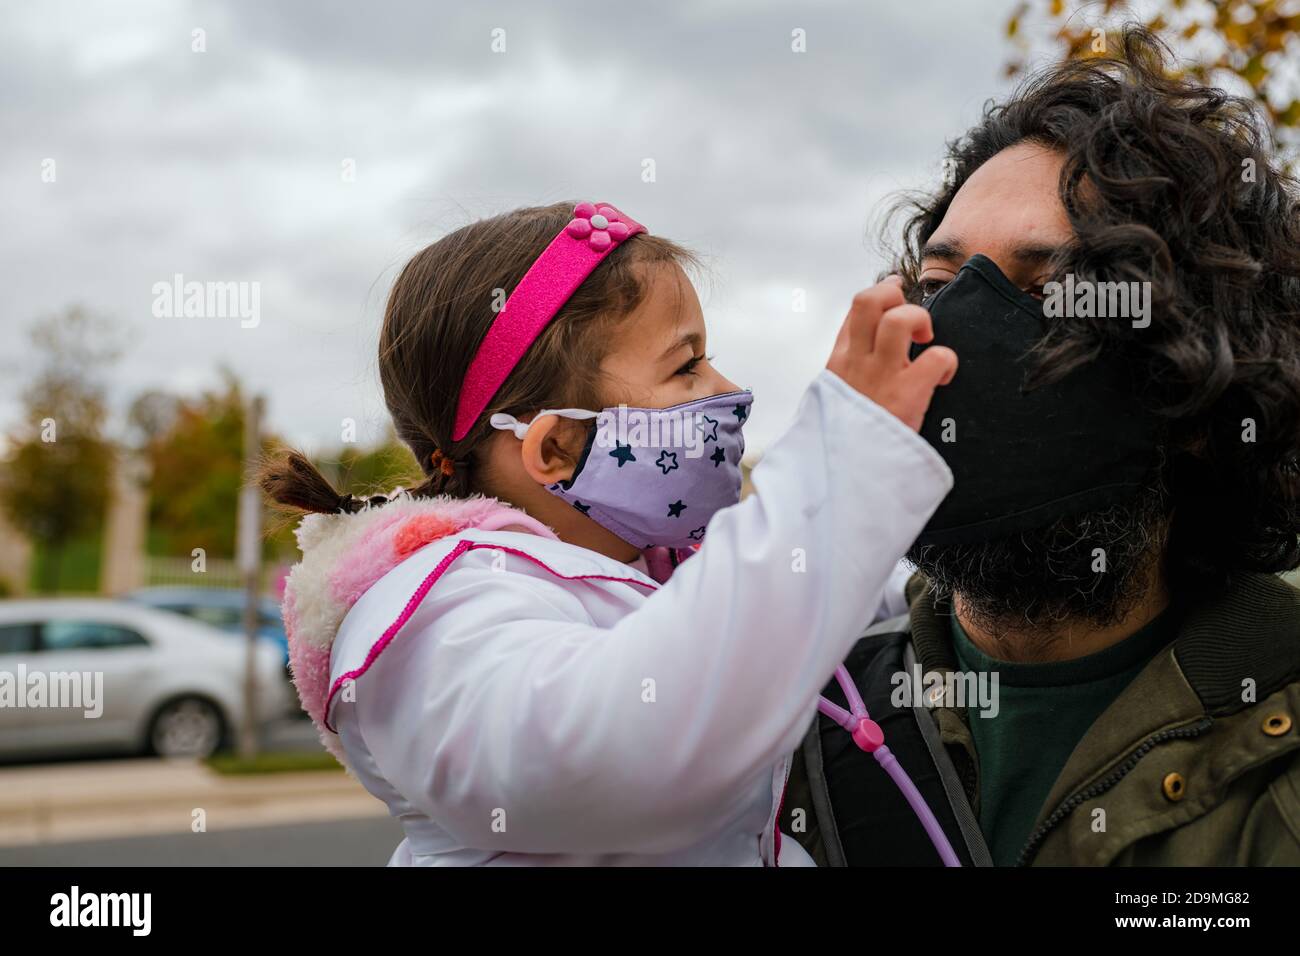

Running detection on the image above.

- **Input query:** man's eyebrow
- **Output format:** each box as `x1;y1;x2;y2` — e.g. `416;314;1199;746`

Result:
1010;242;1065;265
922;238;1065;267
659;331;701;361
921;237;965;262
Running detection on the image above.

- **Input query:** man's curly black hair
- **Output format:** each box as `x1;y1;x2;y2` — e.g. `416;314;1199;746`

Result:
894;26;1300;623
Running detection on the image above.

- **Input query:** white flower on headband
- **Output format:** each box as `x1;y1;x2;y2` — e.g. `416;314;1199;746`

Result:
566;202;633;251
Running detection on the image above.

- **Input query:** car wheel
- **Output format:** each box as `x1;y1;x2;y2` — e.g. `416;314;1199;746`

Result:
148;697;225;758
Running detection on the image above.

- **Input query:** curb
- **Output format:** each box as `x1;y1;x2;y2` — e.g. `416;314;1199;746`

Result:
0;758;387;847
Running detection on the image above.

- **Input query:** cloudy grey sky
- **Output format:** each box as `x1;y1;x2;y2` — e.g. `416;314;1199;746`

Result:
1;0;1030;455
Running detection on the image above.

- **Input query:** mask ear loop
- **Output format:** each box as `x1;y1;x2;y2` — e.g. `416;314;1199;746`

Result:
488;408;600;440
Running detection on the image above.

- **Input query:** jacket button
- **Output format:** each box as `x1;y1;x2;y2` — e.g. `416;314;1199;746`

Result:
1262;713;1293;737
1161;772;1186;802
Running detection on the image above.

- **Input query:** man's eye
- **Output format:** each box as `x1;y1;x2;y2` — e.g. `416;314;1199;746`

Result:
917;278;948;299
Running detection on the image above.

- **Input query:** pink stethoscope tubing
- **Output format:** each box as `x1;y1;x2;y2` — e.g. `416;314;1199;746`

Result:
818;665;962;866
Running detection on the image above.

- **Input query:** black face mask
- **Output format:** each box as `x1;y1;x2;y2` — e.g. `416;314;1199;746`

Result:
909;254;1159;547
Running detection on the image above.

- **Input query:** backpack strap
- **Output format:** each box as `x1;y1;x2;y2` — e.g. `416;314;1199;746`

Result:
790;613;991;866
904;641;994;867
797;708;847;866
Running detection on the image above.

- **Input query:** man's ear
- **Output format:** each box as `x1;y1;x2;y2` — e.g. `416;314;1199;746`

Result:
518;414;588;486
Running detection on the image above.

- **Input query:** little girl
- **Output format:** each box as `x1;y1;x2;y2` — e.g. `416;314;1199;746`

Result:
262;200;957;866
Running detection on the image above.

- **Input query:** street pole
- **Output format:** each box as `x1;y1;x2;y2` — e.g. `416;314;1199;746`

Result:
236;393;265;760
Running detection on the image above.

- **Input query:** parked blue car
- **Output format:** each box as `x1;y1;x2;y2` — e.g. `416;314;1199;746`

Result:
124;588;289;664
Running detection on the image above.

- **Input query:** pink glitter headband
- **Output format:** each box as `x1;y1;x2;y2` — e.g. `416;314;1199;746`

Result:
452;201;647;441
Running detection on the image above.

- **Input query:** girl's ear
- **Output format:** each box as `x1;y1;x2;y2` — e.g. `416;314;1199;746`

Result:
518;415;587;486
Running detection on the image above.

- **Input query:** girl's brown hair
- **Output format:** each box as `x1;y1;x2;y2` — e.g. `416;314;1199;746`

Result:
260;201;697;515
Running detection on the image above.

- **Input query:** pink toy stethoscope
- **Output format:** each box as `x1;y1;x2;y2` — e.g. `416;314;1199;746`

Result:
818;665;962;866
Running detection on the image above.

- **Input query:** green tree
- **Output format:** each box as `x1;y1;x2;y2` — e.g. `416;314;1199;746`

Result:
134;370;249;559
0;307;118;591
136;376;420;563
321;433;422;497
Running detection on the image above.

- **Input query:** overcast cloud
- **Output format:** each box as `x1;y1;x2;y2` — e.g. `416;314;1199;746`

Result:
0;0;1024;455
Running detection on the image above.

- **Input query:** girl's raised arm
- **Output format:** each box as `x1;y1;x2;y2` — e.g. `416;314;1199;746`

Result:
349;296;953;853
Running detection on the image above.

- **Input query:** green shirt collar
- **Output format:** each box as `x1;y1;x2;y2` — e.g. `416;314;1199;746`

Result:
949;608;1179;688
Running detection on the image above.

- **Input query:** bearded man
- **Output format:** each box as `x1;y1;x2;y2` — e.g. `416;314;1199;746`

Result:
783;27;1300;866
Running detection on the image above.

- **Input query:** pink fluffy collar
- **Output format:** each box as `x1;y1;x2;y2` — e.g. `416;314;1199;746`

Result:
280;494;557;765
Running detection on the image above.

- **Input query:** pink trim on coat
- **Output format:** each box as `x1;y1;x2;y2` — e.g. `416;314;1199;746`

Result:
322;539;659;731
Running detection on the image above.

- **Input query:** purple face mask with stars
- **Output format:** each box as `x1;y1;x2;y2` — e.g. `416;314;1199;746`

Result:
490;389;752;550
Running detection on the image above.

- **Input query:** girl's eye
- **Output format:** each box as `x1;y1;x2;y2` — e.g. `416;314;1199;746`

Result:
675;354;711;377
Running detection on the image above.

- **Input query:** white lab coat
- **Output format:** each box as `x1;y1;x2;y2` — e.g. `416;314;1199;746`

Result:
327;369;952;865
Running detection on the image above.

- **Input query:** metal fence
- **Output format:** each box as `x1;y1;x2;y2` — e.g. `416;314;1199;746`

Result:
144;556;243;589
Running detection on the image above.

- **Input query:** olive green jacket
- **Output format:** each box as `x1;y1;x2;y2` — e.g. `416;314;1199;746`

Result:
790;572;1300;865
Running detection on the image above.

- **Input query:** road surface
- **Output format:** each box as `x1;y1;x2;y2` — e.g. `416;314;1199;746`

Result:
0;816;405;866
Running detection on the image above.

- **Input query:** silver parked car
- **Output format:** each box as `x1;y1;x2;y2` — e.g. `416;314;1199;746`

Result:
0;599;292;760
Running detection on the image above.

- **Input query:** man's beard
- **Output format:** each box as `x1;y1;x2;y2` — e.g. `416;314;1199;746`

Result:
905;483;1169;654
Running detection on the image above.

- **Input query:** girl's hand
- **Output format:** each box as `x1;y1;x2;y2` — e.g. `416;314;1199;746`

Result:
825;275;958;432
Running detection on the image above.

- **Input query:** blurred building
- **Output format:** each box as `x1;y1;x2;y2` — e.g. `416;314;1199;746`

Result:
0;511;31;596
99;451;148;595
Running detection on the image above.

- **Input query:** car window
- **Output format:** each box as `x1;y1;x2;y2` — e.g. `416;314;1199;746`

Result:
41;620;150;652
187;606;242;630
0;623;39;654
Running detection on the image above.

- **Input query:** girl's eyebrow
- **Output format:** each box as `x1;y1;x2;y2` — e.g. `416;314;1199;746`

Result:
659;331;701;361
